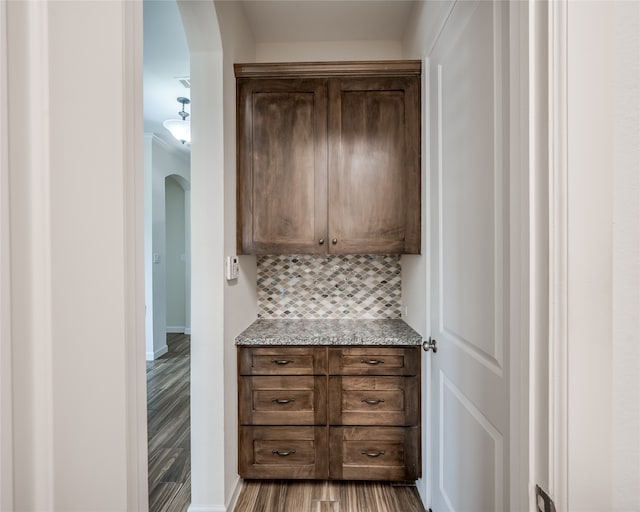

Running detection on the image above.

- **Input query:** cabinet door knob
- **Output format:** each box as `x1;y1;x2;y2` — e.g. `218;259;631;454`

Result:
318;238;325;245
332;238;337;245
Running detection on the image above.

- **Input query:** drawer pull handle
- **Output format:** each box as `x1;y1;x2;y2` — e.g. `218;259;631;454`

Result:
272;359;293;365
361;398;385;405
360;359;384;365
272;398;296;404
272;449;296;456
361;450;385;458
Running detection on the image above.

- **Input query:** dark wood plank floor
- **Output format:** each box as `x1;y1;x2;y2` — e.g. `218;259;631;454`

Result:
233;480;426;512
147;333;191;512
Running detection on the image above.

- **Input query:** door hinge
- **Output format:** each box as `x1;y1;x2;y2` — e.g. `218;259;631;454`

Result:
422;337;437;353
535;485;557;512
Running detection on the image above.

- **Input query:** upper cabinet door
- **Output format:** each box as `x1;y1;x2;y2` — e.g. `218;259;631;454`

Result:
328;76;421;254
237;78;328;254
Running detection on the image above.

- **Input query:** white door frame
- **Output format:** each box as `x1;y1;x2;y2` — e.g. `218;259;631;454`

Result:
122;1;553;510
548;0;569;510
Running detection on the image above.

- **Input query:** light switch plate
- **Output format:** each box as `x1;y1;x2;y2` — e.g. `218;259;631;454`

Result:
225;256;239;280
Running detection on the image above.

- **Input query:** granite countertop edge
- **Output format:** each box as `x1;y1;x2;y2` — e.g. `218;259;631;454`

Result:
235;319;423;346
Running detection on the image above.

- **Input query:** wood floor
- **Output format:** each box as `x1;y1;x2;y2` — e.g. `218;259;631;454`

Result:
147;333;191;512
233;480;426;512
148;335;426;512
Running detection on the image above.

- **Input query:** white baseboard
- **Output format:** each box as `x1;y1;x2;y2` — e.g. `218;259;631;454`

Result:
226;476;243;511
146;344;168;361
184;327;192;335
186;478;242;512
166;325;186;333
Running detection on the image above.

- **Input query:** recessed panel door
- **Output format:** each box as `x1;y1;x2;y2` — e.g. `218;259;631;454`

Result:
429;1;511;511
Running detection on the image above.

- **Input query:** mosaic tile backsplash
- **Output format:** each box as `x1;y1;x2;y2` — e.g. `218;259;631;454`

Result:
257;255;402;319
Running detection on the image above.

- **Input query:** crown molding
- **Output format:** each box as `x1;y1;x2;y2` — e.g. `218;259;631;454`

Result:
234;60;422;78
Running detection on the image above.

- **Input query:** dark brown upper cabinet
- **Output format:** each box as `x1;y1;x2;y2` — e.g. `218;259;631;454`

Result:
236;61;421;255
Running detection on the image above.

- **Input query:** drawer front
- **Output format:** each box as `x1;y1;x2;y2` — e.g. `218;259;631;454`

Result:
328;346;419;376
328;376;419;426
329;426;420;481
239;346;328;375
239;376;327;425
239;426;328;479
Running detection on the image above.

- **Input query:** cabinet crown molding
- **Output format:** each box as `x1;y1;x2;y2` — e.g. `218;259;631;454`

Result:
234;60;422;78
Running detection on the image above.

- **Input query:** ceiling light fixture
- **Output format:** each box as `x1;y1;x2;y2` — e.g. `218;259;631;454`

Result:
163;97;191;144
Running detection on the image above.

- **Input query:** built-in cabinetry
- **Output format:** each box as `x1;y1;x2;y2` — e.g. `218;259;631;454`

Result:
238;345;421;480
235;61;421;255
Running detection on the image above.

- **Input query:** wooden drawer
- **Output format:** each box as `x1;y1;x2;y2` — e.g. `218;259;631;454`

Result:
328;346;419;376
239;426;328;479
329;426;420;481
239;376;327;425
328;376;419;426
239;346;328;375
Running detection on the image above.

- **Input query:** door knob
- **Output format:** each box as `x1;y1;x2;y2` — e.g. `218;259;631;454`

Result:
318;238;325;245
422;338;437;353
332;238;337;245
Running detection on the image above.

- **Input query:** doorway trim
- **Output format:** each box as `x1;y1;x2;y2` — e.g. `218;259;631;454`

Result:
123;1;148;509
548;0;569;510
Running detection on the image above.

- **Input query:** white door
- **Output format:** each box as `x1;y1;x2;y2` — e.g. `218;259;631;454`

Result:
429;1;511;510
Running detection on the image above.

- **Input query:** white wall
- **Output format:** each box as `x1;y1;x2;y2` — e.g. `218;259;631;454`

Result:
256;40;401;62
214;2;258;507
402;0;455;59
3;1;146;509
144;134;190;360
567;2;640;511
610;5;640;508
0;2;13;510
177;1;230;510
165;175;187;332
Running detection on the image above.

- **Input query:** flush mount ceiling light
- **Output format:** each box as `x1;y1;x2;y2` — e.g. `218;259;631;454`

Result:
163;97;191;144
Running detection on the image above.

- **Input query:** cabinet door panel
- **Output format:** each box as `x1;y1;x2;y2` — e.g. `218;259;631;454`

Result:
237;78;327;254
328;376;419;426
328;77;420;254
329;426;420;480
239;426;329;479
239;375;327;425
328;346;420;376
238;346;328;376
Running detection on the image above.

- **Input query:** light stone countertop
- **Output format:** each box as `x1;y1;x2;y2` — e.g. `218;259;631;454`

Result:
235;319;422;346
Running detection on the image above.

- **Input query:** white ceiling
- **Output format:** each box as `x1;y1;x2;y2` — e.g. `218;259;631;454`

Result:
143;0;417;155
240;1;415;43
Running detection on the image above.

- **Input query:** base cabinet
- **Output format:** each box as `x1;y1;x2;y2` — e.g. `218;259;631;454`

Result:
238;346;421;480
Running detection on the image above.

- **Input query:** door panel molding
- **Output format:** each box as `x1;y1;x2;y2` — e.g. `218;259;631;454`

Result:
439;372;504;512
435;0;506;377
